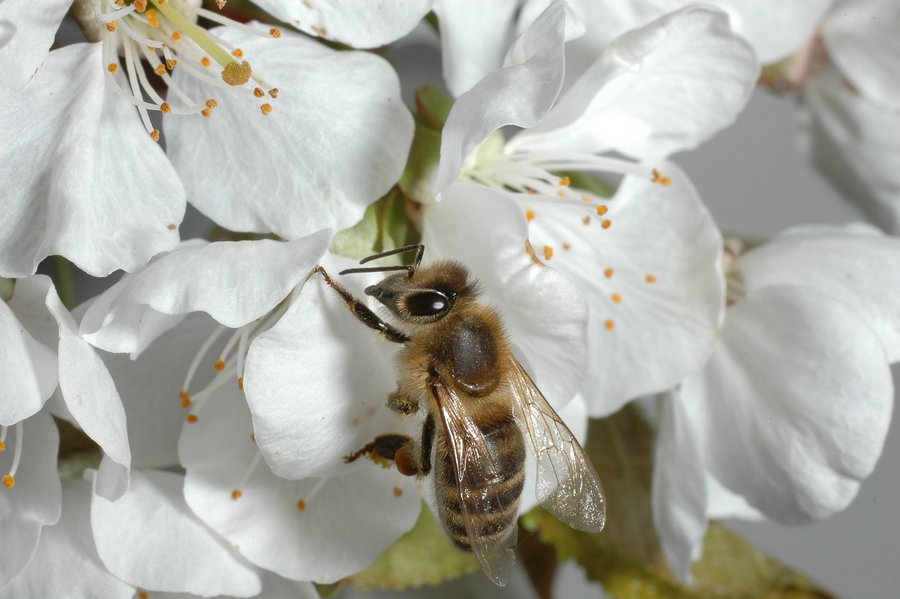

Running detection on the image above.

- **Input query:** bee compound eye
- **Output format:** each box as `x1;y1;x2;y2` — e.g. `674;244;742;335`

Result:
405;291;450;317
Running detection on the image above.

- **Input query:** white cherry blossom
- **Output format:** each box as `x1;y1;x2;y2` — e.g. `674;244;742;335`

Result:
652;224;899;580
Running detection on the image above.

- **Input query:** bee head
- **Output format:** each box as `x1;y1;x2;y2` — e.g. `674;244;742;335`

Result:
365;260;475;324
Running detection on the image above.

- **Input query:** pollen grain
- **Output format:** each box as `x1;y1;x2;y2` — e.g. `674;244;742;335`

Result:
604;319;615;331
3;475;15;488
186;414;199;423
261;103;273;115
543;245;554;260
651;168;672;186
297;499;307;511
231;489;243;500
214;359;226;372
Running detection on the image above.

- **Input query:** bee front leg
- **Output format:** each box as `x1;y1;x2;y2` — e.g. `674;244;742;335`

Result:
314;266;409;344
344;414;435;477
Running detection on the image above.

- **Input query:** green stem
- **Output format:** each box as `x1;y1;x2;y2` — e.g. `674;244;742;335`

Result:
53;256;77;310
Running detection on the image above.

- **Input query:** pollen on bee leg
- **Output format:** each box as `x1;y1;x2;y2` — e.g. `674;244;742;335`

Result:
214;359;226;372
260;103;273;115
231;489;242;500
543;245;554;260
651;169;672;186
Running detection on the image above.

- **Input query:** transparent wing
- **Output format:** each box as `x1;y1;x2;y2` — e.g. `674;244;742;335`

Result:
431;378;517;587
509;358;606;533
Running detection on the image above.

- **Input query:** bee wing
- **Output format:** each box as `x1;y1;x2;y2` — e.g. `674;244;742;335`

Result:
509;358;606;533
432;378;517;587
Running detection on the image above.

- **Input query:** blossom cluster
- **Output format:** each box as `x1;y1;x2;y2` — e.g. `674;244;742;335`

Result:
1;0;897;596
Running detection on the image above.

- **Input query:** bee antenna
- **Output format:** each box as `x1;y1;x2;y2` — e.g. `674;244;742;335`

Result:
340;244;425;278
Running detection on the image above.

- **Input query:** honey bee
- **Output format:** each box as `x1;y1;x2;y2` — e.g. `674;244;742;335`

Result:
315;244;605;586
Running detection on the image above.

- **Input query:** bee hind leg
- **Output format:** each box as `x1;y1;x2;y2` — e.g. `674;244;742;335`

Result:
344;414;435;477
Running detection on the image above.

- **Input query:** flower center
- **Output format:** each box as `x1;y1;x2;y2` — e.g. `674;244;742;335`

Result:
99;0;282;140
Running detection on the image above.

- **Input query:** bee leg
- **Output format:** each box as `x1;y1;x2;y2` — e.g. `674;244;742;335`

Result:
314;266;409;344
387;391;419;415
344;434;421;476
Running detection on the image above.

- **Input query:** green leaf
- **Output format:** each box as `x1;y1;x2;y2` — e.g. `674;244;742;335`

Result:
398;121;442;204
415;85;454;131
520;406;838;598
347;502;479;590
330;202;379;260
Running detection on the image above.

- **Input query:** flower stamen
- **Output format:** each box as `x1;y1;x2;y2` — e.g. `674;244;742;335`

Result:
2;423;23;490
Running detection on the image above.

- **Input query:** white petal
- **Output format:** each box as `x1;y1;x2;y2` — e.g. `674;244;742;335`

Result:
0;480;134;599
739;225;900;362
0;293;57;425
651;391;706;583
80;234;330;357
244;253;408;479
822;0;900;110
0;0;71;91
165;26;412;240
0;410;62;588
102;313;223;469
422;182;590;405
433;1;569;193
521;164;724;416
249;0;433;48
686;286;893;523
435;0;521;97
0;43;184;278
802;70;900;233
511;6;758;160
705;472;764;521
180;385;420;583
45;288;131;501
91;467;261;596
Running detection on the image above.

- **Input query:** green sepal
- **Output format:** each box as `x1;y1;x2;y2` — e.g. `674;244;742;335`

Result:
398;121;442;204
347;502;479;590
415;85;454;131
330;202;380;261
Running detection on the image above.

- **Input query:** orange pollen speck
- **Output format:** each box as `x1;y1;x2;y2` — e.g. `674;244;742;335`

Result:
134;0;146;12
268;88;279;98
254;87;265;98
559;176;571;187
206;98;218;108
107;63;119;73
105;21;117;32
261;103;273;115
581;196;591;202
171;31;182;41
0;440;5;452
557;190;566;198
201;56;212;68
114;0;123;6
166;59;177;71
214;359;225;371
605;319;615;331
611;293;622;303
231;489;242;500
238;376;244;390
201;107;213;117
393;486;403;497
154;64;165;75
270;27;282;38
160;102;171;113
563;242;571;251
297;499;307;511
167;223;177;230
138;592;149;599
232;48;244;58
150;129;160;142
596;205;608;216
582;215;591;226
604;267;614;278
146;9;159;27
652;168;672;186
646;274;657;284
525;210;535;222
3;475;14;488
180;391;192;409
543;245;554;260
186;414;199;423
601;219;612;229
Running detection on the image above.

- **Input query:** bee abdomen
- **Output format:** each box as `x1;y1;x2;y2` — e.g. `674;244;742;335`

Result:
436;417;526;552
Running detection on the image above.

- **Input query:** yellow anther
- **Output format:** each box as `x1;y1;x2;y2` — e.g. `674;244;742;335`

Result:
201;56;212;68
601;219;612;229
214;359;225;371
154;64;165;75
645;274;657;284
216;0;227;8
201;107;212;117
179;391;192;409
543;245;554;260
559;176;571;187
253;87;265;98
596;205;608;216
165;58;177;71
557;190;565;198
651;168;672;186
232;48;244;58
146;9;159;27
297;499;307;511
582;215;591;226
231;489;242;500
562;242;571;251
269;27;282;38
582;196;591;202
171;31;182;41
138;592;149;599
238;376;244;390
105;21;117;32
393;486;403;497
525;210;535;222
604;267;614;278
134;0;146;12
222;60;252;86
261;103;273;115
150;129;160;142
114;0;123;6
604;319;615;331
206;98;218;108
160;102;171;113
611;293;622;303
0;440;5;452
268;88;279;98
186;414;199;423
167;223;177;230
107;63;119;73
3;475;14;488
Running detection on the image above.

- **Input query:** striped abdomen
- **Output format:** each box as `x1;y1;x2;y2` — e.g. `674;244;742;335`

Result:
435;414;526;551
